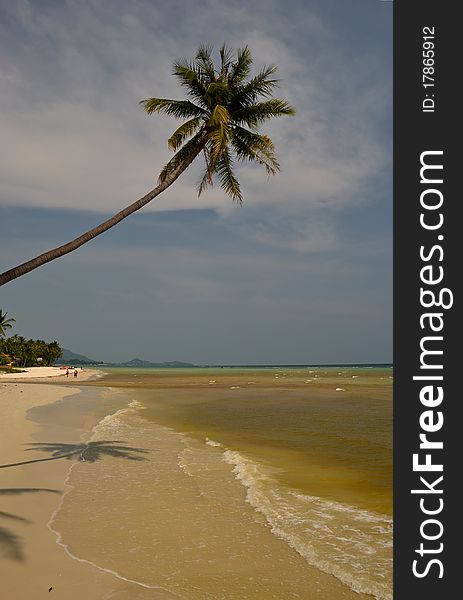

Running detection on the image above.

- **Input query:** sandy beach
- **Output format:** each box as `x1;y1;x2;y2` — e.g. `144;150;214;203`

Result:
0;366;100;382
0;367;389;599
0;373;177;600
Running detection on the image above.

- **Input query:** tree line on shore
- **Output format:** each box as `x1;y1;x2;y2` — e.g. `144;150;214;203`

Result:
0;336;62;368
0;309;62;368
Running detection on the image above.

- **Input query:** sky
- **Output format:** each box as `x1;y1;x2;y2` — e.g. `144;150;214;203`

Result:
0;0;392;365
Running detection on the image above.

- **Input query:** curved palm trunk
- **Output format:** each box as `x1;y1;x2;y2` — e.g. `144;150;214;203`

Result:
0;136;207;286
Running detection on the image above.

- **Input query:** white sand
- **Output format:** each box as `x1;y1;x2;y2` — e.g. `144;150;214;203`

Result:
0;366;64;379
0;366;102;381
0;381;173;599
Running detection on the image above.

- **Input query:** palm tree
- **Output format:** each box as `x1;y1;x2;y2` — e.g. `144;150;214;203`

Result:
0;310;15;337
45;340;62;366
0;44;294;286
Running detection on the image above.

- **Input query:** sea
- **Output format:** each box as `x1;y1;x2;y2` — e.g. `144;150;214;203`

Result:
48;366;392;599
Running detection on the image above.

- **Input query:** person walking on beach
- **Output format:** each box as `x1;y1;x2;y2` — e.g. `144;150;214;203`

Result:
74;369;78;378
66;369;69;377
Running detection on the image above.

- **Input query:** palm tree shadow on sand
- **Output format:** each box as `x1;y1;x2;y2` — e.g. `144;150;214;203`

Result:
0;488;61;562
0;440;150;469
0;441;149;561
0;526;23;561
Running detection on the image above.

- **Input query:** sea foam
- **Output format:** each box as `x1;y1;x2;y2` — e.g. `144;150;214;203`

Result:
221;447;392;600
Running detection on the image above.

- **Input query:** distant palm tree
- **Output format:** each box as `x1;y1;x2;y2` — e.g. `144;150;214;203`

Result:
0;44;294;286
0;310;15;337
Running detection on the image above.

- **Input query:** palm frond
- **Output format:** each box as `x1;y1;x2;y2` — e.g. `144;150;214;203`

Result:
158;129;206;183
209;104;230;127
229;46;252;86
232;65;279;108
173;61;209;107
146;45;294;203
140;98;206;119
218;44;233;80
215;148;243;204
207;105;232;159
168;117;202;151
197;146;242;204
204;82;232;108
197;144;215;196
195;44;216;81
233;99;295;127
231;126;280;174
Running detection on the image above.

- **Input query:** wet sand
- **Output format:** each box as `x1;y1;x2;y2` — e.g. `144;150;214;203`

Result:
0;380;178;599
0;370;382;599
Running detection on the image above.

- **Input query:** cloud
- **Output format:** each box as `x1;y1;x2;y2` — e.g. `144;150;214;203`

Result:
0;214;391;363
0;1;392;364
0;0;391;235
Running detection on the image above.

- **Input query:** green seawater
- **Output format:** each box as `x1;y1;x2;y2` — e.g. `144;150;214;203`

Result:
52;366;393;599
96;366;392;515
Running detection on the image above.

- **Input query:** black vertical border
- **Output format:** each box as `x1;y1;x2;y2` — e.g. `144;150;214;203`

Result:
394;2;460;598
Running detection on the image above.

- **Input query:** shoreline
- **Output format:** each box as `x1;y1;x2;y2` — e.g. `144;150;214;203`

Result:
0;376;177;599
0;365;105;382
0;369;382;599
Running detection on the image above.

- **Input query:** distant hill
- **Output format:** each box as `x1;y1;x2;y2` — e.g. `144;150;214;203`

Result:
56;348;102;365
112;358;196;368
57;350;195;368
